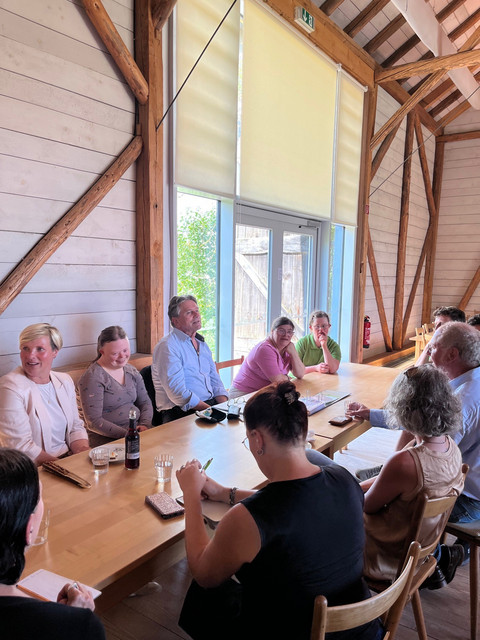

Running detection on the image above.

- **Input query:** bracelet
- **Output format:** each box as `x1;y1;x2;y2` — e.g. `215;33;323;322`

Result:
229;487;237;506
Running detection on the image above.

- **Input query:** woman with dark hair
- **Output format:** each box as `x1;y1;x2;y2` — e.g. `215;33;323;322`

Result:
229;316;305;397
78;326;153;442
176;380;382;640
362;365;464;583
0;448;105;639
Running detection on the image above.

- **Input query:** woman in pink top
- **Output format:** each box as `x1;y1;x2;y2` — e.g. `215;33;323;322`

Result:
229;317;305;397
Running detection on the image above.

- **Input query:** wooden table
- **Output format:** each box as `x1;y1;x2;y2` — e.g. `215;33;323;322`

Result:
24;362;397;611
296;363;398;456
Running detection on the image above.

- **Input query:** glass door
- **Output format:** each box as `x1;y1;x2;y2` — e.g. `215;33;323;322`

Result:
233;205;319;358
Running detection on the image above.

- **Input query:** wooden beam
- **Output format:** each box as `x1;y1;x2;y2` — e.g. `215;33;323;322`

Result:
135;0;164;352
81;0;148;105
438;100;472;127
449;7;480;42
264;0;375;88
344;0;390;38
382;0;469;67
437;129;480;143
0;136;143;315
393;112;414;350
371;121;402;181
365;14;405;55
367;227;393;351
422;140;445;323
371;73;444;149
382;81;438;135
319;0;345;16
151;0;176;33
403;114;438;340
353;87;377;362
377;49;480;83
458;266;480;310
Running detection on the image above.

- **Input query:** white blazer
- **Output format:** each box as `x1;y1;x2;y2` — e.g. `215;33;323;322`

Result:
0;367;88;461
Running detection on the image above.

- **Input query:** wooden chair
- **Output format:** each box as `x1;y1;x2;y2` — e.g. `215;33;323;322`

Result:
443;519;479;640
367;464;468;640
215;355;244;372
409;327;426;360
422;322;434;334
310;542;420;640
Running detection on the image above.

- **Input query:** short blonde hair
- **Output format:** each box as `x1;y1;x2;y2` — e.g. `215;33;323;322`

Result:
19;323;63;352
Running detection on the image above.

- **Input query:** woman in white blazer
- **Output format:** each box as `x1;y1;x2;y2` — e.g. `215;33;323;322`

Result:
0;323;89;465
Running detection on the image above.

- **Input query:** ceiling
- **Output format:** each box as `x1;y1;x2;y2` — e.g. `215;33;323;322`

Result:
312;0;480;130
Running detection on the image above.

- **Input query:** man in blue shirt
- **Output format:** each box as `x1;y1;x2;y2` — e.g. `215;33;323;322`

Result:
152;295;228;424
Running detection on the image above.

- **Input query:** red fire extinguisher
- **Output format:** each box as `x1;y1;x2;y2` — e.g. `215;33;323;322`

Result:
363;316;371;349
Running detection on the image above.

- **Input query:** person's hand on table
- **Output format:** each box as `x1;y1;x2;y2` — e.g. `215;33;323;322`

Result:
176;459;207;499
137;425;149;432
201;476;228;503
316;362;330;374
346;402;370;420
57;582;95;611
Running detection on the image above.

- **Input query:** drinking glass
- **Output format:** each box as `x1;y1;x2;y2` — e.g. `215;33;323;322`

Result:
92;447;110;475
32;508;50;546
154;454;173;482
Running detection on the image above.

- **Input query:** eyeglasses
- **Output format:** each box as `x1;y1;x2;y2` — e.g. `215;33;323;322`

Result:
404;366;420;379
242;436;250;451
275;329;295;337
312;324;330;330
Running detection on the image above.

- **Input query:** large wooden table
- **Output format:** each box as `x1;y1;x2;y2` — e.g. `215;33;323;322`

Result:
24;363;398;611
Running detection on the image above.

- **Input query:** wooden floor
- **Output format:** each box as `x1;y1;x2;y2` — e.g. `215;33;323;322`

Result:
100;368;474;640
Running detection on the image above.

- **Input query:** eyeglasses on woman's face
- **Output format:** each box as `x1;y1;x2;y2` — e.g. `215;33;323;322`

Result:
242;435;250;451
275;328;295;337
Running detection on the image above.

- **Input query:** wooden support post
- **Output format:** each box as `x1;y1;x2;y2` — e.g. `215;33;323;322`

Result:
367;227;393;352
376;49;480;83
0;136;143;315
81;0;149;104
393;112;414;350
152;0;177;33
422;140;445;323
135;0;165;353
353;87;377;362
458;266;480;310
402;114;438;341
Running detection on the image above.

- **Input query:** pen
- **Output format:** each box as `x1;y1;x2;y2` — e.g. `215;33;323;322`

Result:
202;457;213;472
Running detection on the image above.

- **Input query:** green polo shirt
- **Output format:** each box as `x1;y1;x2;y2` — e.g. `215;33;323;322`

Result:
295;333;341;366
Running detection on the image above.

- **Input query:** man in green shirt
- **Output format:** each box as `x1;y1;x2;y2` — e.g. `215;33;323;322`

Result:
295;311;341;374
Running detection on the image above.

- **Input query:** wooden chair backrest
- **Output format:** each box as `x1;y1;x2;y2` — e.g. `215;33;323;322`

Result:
423;323;434;334
310;542;420;640
396;463;469;576
215;355;244;372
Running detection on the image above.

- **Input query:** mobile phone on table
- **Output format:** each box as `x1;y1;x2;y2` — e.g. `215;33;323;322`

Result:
328;416;353;427
145;493;185;519
195;408;227;423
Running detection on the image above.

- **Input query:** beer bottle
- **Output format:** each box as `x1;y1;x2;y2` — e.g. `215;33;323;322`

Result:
125;408;140;470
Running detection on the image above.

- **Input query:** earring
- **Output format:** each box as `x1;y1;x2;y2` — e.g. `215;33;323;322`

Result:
256;448;264;456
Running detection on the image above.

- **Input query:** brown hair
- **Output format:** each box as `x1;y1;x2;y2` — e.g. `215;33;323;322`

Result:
95;326;128;361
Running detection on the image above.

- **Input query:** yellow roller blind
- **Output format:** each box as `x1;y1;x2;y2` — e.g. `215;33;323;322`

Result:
240;0;337;217
334;74;365;225
175;0;240;197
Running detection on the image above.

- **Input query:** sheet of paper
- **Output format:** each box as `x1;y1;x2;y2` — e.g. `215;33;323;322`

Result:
18;569;101;601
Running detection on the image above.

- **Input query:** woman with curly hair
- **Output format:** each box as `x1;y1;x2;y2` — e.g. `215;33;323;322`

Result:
176;380;382;640
362;365;464;582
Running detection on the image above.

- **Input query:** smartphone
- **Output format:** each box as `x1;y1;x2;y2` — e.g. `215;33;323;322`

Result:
195;408;227;423
145;492;185;519
328;416;353;427
227;405;241;420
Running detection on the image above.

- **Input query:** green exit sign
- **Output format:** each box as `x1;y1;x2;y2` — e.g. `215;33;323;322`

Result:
294;6;315;33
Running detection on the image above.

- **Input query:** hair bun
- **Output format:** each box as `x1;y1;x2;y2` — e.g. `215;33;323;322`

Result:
276;380;299;405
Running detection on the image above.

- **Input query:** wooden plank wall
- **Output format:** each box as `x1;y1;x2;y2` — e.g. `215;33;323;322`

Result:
364;88;435;358
0;0;136;375
433;109;480;315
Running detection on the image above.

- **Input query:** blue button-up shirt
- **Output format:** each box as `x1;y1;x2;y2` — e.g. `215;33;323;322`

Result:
151;328;227;412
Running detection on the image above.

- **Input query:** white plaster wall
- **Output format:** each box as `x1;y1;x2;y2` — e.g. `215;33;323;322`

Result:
432;109;480;318
364;87;434;358
0;0;136;374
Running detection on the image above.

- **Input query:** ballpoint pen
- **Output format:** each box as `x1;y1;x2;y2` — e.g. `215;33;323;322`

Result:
202;457;213;472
